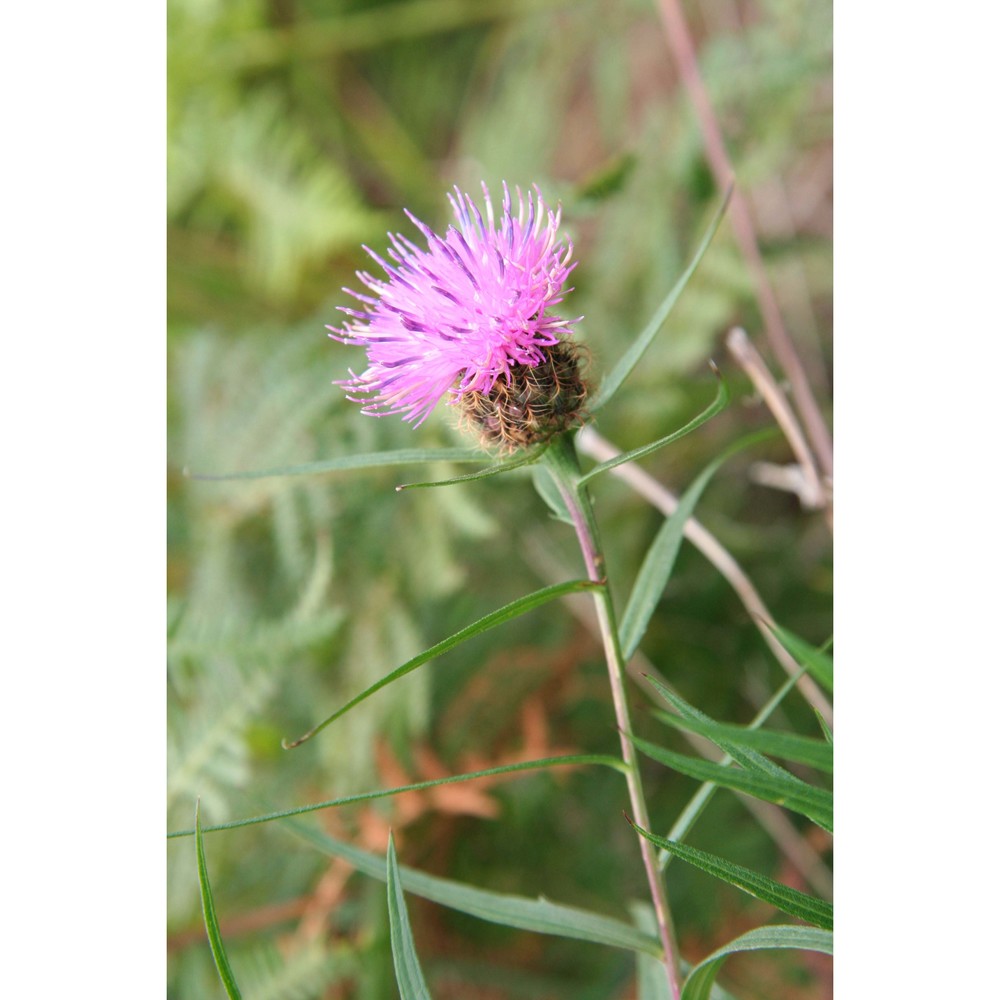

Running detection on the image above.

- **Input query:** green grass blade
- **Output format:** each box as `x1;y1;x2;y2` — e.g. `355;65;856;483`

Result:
184;447;484;481
289;822;662;958
195;802;243;1000
396;444;548;491
629;734;833;832
629;823;833;931
579;367;729;487
387;834;433;1000
283;579;599;747
652;709;832;773
589;184;733;413
765;622;834;693
681;925;833;1000
619;428;775;660
167;754;626;839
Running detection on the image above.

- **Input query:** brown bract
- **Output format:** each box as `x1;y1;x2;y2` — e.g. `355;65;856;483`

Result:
457;340;590;453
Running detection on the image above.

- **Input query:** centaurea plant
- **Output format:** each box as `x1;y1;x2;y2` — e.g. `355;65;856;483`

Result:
179;182;833;1000
330;180;683;988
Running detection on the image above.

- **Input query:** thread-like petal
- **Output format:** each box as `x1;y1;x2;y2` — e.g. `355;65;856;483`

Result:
329;184;580;426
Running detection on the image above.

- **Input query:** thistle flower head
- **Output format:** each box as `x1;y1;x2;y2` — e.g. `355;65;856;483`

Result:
329;182;587;447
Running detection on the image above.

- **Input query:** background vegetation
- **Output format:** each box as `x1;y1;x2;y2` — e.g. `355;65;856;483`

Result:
167;0;832;996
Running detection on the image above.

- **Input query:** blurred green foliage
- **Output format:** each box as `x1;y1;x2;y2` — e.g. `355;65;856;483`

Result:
168;0;832;997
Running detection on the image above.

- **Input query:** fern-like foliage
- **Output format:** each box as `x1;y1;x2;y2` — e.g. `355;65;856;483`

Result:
168;0;380;306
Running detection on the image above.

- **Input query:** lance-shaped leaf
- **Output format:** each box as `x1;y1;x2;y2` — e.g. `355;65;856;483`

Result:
629;823;833;931
168;754;625;839
653;711;833;774
656;671;807;872
619;428;775;660
283;579;599;747
396;443;548;491
590;184;733;413
644;673;830;774
643;673;803;782
387;834;433;1000
289;822;662;958
653;709;831;773
578;367;729;487
765;621;834;693
816;711;833;745
681;925;833;1000
195;802;243;999
185;447;483;482
629;734;833;832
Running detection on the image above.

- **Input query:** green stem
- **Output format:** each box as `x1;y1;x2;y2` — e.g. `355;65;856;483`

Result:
542;434;683;1000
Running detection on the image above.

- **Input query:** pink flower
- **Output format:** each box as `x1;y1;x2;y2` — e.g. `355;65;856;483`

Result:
329;183;581;429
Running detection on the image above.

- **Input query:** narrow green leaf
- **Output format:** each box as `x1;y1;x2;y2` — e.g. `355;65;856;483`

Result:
629;734;833;832
642;672;800;782
387;834;433;1000
396;444;547;491
653;709;832;773
184;447;483;482
290;823;662;958
630;903;673;1000
619;428;775;660
535;433;597;536
765;621;834;693
816;711;833;745
283;579;598;747
655;671;808;872
590;184;733;413
578;367;729;487
195;802;243;1000
681;925;833;1000
629;824;833;931
167;754;626;839
532;464;575;525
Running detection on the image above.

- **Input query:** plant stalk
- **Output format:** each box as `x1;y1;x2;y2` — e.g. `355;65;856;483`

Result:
543;435;682;1000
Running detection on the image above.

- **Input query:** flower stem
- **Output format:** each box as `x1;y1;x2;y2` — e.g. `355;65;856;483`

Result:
542;434;682;1000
